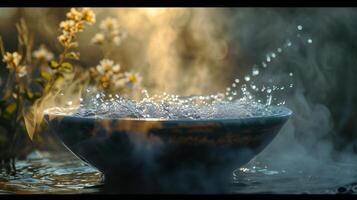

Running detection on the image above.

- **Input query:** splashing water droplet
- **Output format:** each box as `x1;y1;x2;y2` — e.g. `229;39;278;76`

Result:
252;67;259;76
271;53;276;58
235;78;240;83
308;38;312;44
226;87;231;91
289;72;293;77
262;62;267;68
289;84;293;88
297;25;303;31
267;89;272;93
244;76;251;82
232;83;237;88
266;55;271;62
277;48;282;53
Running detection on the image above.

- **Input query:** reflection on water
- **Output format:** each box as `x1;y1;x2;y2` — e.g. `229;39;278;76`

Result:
0;150;357;194
0;151;103;194
233;157;357;194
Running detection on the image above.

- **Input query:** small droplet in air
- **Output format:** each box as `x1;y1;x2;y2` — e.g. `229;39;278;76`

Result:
262;62;267;68
266;56;271;62
252;67;259;76
297;25;303;31
244;76;251;82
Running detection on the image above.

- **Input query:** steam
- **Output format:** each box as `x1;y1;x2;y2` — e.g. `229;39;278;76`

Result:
18;8;357;192
24;71;89;139
91;8;357;192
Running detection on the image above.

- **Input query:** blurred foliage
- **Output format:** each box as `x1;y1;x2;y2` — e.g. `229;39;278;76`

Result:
0;8;143;174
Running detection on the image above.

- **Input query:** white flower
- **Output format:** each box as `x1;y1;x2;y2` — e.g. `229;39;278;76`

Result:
33;46;54;61
100;17;119;32
81;7;96;24
96;59;115;75
16;65;27;78
124;72;142;89
91;33;105;45
2;52;22;69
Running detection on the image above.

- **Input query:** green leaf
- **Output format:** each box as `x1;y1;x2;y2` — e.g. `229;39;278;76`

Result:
59;62;73;72
40;71;52;81
34;78;45;88
34;92;42;98
65;52;80;60
4;102;17;115
54;73;65;84
49;60;60;69
26;90;34;100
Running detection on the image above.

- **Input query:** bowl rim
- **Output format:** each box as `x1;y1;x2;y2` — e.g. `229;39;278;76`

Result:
45;106;293;123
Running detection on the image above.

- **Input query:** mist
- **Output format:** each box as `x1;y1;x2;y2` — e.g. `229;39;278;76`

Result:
1;7;357;193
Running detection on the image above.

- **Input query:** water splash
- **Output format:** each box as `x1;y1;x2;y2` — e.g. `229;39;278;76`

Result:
45;26;313;120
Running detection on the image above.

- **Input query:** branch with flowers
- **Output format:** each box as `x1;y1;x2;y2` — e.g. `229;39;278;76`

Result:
89;17;142;96
0;7;144;174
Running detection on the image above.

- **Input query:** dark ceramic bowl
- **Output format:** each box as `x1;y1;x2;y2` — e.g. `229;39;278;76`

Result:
46;107;292;193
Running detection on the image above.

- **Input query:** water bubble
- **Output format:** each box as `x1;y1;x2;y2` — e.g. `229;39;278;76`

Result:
289;84;293;88
289;72;293;77
226;87;231;91
277;48;282;53
297;25;303;31
235;78;240;83
232;83;237;88
271;53;276;58
244;76;251;82
308;38;312;44
267;89;272;93
280;86;285;90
